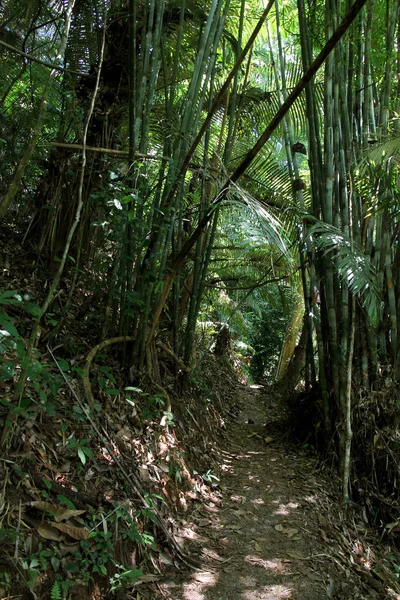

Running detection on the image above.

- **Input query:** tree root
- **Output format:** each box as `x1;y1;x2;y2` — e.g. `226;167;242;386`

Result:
82;336;136;407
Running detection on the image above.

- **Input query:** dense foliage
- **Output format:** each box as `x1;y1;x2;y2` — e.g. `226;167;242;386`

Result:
1;0;400;594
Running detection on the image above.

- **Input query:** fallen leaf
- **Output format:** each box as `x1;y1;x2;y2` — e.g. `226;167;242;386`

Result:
264;437;274;444
36;523;62;541
52;522;88;540
306;571;324;582
159;551;174;565
59;542;80;556
285;528;299;538
275;524;284;531
139;466;150;481
220;538;230;546
38;447;47;461
226;524;242;531
385;522;400;534
30;501;86;522
287;551;304;559
197;519;211;527
116;427;133;441
23;515;61;541
254;542;262;552
134;574;162;584
84;468;95;481
58;462;71;473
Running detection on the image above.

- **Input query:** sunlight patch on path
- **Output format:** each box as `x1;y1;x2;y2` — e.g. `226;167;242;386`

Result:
241;584;294;599
183;571;219;599
250;497;265;506
274;501;299;516
244;555;288;573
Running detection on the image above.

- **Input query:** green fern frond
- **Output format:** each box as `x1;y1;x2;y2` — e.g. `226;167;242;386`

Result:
50;580;62;600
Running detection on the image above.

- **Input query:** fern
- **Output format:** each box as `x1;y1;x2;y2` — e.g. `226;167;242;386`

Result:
50;580;62;600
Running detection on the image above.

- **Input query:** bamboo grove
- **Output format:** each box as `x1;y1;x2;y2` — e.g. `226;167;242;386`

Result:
1;0;400;498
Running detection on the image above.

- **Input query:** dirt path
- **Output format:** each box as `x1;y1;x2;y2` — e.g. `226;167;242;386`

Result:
155;387;395;600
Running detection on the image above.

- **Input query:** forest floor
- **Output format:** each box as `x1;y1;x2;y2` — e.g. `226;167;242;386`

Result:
148;386;400;600
1;227;400;600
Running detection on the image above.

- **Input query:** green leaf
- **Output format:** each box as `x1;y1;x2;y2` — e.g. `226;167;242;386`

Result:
25;303;41;316
77;448;87;464
51;556;61;573
82;446;92;458
0;290;21;304
56;495;75;509
64;561;80;573
55;357;70;372
105;388;121;396
16;339;26;356
0;315;19;337
45;401;55;417
123;569;142;580
307;218;380;327
29;558;40;568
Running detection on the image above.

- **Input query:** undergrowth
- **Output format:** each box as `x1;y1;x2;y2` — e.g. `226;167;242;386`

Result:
0;287;238;599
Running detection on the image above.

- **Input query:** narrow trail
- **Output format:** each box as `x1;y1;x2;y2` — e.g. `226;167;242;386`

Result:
155;387;389;600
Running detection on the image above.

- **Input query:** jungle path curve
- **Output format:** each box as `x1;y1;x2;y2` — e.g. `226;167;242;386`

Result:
154;387;394;600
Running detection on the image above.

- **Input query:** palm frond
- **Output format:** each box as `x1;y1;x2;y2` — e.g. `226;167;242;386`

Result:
308;219;380;326
358;134;400;176
223;182;290;260
368;135;400;164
